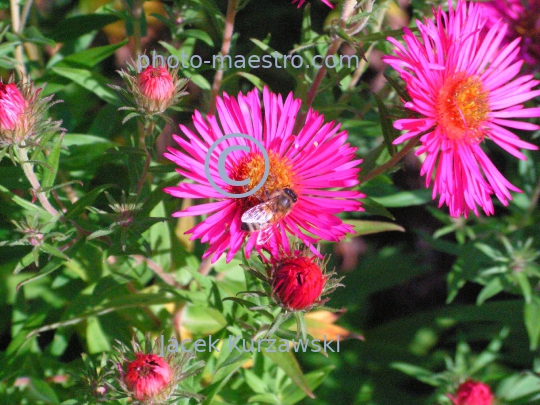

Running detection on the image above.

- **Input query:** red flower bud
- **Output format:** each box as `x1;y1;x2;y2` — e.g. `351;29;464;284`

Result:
0;83;26;132
272;256;326;310
448;380;495;405
124;353;172;402
138;66;174;102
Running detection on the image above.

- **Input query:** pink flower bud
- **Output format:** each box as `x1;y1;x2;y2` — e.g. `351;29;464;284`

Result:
272;256;326;310
124;353;172;402
448;380;495;405
0;83;26;132
138;66;174;103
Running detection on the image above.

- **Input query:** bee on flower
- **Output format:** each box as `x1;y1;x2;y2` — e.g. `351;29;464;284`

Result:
164;87;364;263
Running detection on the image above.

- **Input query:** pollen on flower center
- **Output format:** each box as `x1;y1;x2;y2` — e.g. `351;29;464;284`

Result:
437;73;490;143
229;150;295;207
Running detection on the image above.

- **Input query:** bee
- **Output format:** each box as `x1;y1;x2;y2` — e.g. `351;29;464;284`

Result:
241;187;298;244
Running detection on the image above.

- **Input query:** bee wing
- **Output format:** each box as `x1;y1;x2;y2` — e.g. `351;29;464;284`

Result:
241;201;275;224
256;226;275;245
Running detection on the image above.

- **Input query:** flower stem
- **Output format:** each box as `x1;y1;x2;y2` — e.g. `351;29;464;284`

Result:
9;0;27;82
17;147;60;217
209;0;238;115
135;119;155;199
360;135;421;184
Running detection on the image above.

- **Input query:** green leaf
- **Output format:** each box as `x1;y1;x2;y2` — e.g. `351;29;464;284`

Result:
360;196;395;220
371;189;432;207
16;257;65;290
476;277;504;305
51;67;121;106
13;251;36;275
40;243;70;261
64;184;114;219
41;134;64;189
55;40;128;68
360;143;385;176
183;305;228;335
373;92;397;156
178;29;214;46
524;298;540;350
87;228;115;240
236;72;266;90
49;14;120;42
202;352;251;405
515;271;532;304
391;363;442;387
0;184;50;217
21;26;56;47
263;350;315;399
23;378;60;404
281;366;334;405
345;220;405;236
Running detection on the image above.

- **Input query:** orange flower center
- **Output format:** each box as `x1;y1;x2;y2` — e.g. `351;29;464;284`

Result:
229;150;295;208
437;73;490;143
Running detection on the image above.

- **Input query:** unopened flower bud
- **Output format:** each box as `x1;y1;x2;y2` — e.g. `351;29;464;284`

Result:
124;353;172;402
138;66;175;113
272;256;326;310
448;380;494;405
0;83;26;132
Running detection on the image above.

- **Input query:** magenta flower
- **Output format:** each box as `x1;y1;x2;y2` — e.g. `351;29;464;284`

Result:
478;0;540;69
292;0;334;9
383;0;540;218
0;83;26;132
164;87;363;263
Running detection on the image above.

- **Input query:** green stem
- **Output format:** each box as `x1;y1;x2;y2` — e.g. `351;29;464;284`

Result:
17;147;60;217
360;135;421;184
9;0;27;82
209;0;238;115
135;119;155;199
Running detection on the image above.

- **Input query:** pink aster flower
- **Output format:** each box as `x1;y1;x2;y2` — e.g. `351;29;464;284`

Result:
383;0;540;218
478;0;540;68
164;87;363;263
292;0;334;9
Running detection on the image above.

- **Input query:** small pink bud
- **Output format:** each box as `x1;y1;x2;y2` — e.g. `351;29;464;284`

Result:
448;380;495;405
124;353;172;402
138;66;174;102
272;256;326;310
0;83;26;132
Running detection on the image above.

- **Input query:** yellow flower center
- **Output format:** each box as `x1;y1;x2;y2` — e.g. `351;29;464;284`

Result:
229;151;295;209
437;73;490;143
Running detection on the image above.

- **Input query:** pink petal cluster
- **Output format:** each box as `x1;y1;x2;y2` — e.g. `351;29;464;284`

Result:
124;353;172;402
383;0;540;217
292;0;334;9
164;87;363;263
478;0;540;68
0;83;26;132
448;380;495;405
138;66;175;102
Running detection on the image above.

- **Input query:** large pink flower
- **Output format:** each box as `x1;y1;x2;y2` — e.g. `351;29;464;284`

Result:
164;87;363;263
383;0;540;218
478;0;540;68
